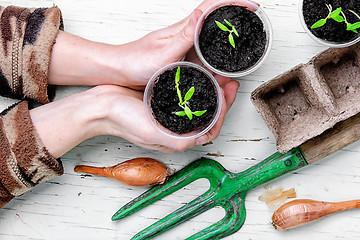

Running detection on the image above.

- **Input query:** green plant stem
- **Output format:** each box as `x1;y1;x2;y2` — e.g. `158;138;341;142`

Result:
349;9;360;19
326;3;332;13
341;11;349;23
174;67;207;120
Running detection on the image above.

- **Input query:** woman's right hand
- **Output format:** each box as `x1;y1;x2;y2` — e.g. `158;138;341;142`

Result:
31;81;239;157
48;0;234;90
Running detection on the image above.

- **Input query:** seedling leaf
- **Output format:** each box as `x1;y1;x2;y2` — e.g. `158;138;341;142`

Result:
175;111;186;116
347;22;360;31
329;7;342;18
184;86;195;102
311;19;327;29
215;21;229;32
175;67;180;84
332;15;344;22
232;26;239;37
193;110;207;116
224;19;233;27
184;106;193;120
229;33;235;48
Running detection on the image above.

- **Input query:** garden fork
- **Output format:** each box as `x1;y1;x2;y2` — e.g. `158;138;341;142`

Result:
112;112;360;239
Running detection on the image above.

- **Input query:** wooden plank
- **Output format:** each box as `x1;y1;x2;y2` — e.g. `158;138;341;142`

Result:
0;0;360;239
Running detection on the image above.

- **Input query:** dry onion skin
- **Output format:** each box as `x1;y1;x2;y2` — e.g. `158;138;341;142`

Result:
271;199;360;231
258;186;296;208
74;157;174;186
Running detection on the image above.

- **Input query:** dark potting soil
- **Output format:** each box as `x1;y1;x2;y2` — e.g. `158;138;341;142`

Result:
199;5;266;73
151;66;217;134
303;0;360;43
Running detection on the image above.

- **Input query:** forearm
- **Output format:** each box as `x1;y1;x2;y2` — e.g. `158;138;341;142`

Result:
48;31;127;86
29;87;108;158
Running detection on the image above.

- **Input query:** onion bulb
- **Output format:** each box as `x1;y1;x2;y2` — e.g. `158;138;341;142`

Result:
272;199;360;231
74;157;174;186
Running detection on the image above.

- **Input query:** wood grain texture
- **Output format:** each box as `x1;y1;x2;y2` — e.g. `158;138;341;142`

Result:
1;0;360;240
300;111;360;164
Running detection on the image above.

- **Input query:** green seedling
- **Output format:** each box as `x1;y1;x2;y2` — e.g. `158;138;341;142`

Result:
346;10;360;33
215;19;239;48
311;4;360;34
311;4;343;29
174;67;207;120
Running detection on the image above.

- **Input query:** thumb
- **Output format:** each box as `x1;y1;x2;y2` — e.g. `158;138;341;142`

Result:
172;9;203;53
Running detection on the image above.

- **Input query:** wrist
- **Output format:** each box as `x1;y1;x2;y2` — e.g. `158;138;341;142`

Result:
30;88;108;158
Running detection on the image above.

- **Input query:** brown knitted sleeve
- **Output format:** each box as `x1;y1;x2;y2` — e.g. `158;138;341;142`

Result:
0;101;63;207
0;6;63;104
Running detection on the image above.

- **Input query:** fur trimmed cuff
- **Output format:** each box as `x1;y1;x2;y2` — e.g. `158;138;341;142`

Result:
0;101;63;206
0;6;63;104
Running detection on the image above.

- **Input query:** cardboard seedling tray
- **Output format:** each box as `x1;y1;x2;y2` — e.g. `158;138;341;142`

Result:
251;43;360;153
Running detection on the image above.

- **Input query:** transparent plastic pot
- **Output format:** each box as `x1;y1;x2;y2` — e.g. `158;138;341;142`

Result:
194;0;273;78
144;62;222;139
299;0;360;48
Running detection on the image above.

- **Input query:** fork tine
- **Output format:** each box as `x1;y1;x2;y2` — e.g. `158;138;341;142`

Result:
186;195;246;240
112;158;223;220
130;193;216;240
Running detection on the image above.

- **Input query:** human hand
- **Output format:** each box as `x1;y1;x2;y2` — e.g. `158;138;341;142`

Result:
112;0;228;90
111;0;259;89
31;79;239;157
98;79;239;153
48;0;233;89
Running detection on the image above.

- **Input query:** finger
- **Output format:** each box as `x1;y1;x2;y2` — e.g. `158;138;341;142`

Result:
157;139;196;153
245;0;260;11
185;47;200;63
162;135;198;152
134;141;176;154
151;144;176;154
196;0;223;12
195;80;239;145
199;87;226;144
165;0;219;34
223;80;239;110
206;80;239;140
170;9;203;55
141;131;197;153
197;0;259;13
214;74;230;87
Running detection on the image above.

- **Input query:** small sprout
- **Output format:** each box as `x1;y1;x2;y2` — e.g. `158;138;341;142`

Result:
311;4;360;34
311;5;342;29
215;19;239;48
339;10;359;33
174;67;207;120
346;9;360;33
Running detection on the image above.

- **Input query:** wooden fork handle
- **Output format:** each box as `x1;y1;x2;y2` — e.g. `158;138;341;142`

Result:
300;111;360;164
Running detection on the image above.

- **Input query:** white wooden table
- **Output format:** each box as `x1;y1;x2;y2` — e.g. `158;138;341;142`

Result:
1;0;360;239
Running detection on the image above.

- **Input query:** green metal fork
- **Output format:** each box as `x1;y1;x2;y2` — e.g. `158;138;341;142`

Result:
112;112;360;239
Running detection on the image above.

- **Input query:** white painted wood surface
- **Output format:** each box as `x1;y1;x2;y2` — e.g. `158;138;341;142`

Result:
1;0;360;239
